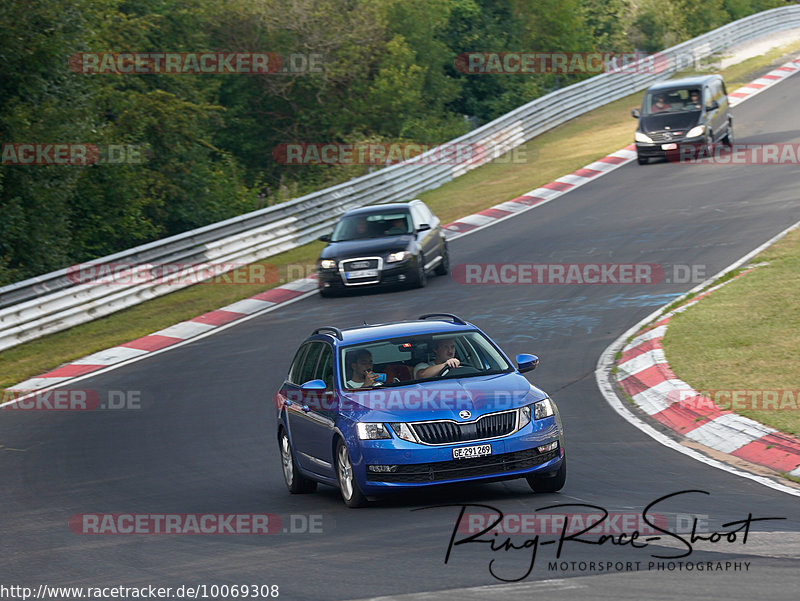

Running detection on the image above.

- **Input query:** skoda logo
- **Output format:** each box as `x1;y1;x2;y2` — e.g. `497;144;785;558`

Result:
459;410;471;420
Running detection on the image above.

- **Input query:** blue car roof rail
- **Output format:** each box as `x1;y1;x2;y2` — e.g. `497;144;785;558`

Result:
418;313;467;325
312;326;343;340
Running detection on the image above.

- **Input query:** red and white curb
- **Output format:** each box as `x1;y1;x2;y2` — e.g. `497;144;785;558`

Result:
616;280;800;478
443;147;636;239
728;57;800;107
597;219;800;496
4;277;318;396
4;54;799;405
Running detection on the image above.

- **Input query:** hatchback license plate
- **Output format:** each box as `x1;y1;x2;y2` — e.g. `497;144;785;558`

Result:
452;444;492;460
346;269;379;279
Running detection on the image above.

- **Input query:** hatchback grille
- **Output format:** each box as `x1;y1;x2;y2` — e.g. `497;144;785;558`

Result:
412;411;517;444
367;448;559;483
342;258;379;271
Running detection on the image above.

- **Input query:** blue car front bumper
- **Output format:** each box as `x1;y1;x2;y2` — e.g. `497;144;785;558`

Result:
348;418;563;494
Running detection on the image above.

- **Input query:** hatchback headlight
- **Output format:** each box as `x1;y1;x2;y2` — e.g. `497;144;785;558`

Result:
533;398;555;420
686;125;705;138
319;259;337;269
387;251;410;263
356;423;391;440
635;131;653;143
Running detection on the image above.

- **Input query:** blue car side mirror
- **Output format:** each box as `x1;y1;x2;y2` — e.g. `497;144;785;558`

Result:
516;354;539;373
300;379;327;391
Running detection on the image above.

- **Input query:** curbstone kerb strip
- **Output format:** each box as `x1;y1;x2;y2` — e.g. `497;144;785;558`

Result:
616;272;800;477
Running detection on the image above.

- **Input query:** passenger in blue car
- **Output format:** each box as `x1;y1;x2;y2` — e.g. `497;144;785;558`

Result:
345;349;381;389
414;338;461;379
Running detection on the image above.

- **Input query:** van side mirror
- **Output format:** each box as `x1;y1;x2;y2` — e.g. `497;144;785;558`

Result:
706;100;719;111
631;108;640;118
319;234;331;243
417;223;431;233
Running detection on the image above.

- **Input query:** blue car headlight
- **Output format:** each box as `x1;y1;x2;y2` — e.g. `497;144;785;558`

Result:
356;423;391;440
533;398;554;420
518;404;531;429
389;422;417;442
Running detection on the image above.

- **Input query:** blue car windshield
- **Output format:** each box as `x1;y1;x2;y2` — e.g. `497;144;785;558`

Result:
340;331;512;389
331;212;412;241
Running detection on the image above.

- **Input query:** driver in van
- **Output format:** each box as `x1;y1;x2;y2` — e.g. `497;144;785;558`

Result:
414;338;460;379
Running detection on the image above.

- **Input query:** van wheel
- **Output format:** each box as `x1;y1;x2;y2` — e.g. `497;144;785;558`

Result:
723;122;733;147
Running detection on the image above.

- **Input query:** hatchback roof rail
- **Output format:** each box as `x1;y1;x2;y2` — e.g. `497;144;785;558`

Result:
418;313;467;325
312;326;343;340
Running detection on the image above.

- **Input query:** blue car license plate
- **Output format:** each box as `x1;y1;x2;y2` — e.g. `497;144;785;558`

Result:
452;444;492;460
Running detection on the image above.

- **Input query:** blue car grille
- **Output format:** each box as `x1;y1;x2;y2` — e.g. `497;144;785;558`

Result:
412;411;517;444
367;448;559;483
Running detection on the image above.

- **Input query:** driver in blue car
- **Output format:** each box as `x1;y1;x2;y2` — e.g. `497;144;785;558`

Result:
414;338;460;379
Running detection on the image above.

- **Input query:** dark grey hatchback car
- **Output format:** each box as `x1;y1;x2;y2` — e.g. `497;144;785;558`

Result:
632;74;733;164
316;200;449;296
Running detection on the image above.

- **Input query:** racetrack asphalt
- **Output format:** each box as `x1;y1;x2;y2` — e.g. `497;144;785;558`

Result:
1;67;800;601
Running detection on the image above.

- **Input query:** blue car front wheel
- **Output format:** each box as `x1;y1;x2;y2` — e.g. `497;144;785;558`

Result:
335;440;368;508
526;457;566;493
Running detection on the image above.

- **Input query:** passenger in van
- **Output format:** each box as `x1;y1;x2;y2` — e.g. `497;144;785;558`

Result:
651;95;670;113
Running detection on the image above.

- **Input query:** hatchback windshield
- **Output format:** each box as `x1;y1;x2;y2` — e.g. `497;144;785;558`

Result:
331;211;412;242
643;88;702;115
340;331;512;389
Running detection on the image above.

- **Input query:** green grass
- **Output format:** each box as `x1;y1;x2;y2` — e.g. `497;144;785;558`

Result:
3;40;800;392
662;226;800;438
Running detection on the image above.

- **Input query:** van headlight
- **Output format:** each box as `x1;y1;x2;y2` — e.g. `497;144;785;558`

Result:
635;131;653;143
686;125;706;138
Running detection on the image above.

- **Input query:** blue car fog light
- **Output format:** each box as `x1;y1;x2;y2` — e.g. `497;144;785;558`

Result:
537;441;558;453
367;465;398;473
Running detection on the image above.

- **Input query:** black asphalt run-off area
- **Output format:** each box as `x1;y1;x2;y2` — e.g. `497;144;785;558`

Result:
2;72;800;601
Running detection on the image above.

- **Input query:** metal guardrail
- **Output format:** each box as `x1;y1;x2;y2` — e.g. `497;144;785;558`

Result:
1;6;799;351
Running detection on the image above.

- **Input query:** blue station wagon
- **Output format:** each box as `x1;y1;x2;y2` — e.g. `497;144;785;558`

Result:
275;314;566;507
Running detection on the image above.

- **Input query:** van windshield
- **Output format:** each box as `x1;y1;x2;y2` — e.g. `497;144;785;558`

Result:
643;89;702;115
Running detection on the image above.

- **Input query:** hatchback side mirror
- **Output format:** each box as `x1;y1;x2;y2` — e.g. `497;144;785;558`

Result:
417;223;431;233
631;108;640;118
516;354;539;373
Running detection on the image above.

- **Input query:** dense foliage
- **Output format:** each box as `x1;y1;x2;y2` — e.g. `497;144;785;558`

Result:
0;0;786;284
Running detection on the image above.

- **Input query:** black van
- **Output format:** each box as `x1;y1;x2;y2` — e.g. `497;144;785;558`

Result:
632;75;733;164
